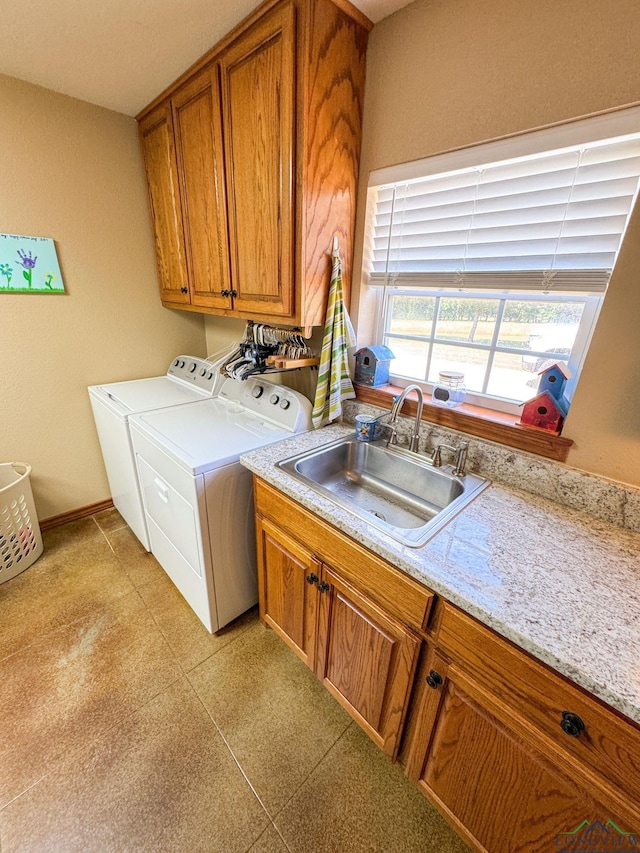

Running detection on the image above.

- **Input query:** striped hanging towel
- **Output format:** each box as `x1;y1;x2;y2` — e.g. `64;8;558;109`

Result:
312;245;356;428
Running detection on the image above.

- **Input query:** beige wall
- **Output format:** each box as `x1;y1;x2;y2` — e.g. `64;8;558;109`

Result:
353;0;640;485
0;75;206;519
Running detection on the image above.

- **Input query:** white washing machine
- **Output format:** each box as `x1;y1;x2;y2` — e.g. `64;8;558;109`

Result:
88;356;223;550
129;377;312;633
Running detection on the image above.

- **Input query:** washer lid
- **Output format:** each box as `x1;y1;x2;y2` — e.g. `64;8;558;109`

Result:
129;398;291;475
90;376;207;416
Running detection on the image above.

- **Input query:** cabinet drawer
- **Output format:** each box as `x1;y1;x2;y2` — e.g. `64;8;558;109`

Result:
254;478;433;632
438;604;640;820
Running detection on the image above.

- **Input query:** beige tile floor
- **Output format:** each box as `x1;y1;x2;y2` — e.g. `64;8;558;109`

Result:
0;509;470;853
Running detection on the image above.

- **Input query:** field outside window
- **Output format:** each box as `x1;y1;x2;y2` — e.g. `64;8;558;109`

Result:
383;292;595;410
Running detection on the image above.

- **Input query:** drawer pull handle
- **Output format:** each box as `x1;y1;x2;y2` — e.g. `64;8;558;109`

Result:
426;670;443;689
560;711;585;738
153;477;169;503
317;581;331;594
305;573;319;585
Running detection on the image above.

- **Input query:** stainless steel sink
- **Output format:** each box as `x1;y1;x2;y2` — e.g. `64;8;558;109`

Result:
278;436;489;547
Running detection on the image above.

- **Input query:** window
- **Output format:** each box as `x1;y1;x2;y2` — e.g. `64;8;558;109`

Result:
366;108;640;414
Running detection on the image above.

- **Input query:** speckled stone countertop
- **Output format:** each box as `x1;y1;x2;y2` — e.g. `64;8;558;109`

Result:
241;425;640;726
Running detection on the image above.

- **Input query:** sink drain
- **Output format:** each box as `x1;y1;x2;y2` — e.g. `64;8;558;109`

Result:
367;509;387;521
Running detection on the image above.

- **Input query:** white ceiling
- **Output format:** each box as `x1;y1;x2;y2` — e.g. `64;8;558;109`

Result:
0;0;405;117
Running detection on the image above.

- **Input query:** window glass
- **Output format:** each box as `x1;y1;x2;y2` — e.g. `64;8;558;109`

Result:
387;295;436;336
384;337;429;380
382;291;592;407
434;298;498;345
497;300;583;353
428;343;490;393
485;350;561;401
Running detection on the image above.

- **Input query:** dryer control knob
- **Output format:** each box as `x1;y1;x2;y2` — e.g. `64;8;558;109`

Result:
280;399;290;410
270;394;280;405
179;360;185;368
174;359;180;366
189;363;197;373
252;386;264;398
207;372;213;380
200;369;207;377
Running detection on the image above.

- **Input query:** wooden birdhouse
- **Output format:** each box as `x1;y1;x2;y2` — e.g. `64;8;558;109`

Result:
354;345;395;387
538;362;571;401
519;391;569;433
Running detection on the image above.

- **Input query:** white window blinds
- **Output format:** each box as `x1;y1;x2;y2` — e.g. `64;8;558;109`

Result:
369;129;640;293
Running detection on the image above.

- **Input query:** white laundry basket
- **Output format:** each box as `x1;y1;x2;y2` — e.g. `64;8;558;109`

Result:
0;463;44;583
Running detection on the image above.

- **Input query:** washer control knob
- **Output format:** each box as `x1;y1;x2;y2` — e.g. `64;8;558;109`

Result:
270;394;279;405
280;398;291;410
200;369;207;377
174;359;180;367
189;363;197;373
180;360;185;368
207;372;213;380
252;386;264;398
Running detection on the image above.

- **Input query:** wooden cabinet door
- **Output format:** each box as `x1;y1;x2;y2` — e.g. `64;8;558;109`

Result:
315;565;420;757
172;66;232;311
257;517;319;669
406;651;609;853
139;102;190;305
220;1;295;319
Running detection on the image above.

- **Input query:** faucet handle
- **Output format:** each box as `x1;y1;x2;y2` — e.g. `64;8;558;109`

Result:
453;442;469;477
431;442;469;476
378;422;398;446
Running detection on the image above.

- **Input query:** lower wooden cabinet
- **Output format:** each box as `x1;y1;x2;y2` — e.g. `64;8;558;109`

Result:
405;649;609;852
404;610;640;851
257;517;319;669
256;512;420;757
314;566;420;756
254;477;640;850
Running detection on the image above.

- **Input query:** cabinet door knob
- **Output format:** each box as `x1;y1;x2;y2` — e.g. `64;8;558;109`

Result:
230;289;238;298
426;670;443;689
180;286;188;293
305;573;319;585
317;581;331;594
221;289;230;297
560;711;585;738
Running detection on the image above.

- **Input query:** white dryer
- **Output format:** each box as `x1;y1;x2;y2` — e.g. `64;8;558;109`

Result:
129;377;312;633
88;356;222;550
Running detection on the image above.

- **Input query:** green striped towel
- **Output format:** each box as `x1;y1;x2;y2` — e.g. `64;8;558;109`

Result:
312;250;356;428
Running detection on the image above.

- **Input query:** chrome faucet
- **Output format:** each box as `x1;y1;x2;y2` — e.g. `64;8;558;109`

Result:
388;384;424;452
431;442;469;477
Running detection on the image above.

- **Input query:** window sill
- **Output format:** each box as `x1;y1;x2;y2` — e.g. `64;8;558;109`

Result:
353;383;573;463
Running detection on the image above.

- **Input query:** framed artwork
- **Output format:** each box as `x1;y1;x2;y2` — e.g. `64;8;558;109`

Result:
0;233;65;294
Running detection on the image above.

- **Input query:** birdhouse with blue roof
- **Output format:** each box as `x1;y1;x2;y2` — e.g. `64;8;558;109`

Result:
354;345;395;387
519;362;571;434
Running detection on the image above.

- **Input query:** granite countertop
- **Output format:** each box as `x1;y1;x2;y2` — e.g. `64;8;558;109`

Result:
241;424;640;726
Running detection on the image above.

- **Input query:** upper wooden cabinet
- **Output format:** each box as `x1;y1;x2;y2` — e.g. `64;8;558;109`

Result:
138;102;190;305
221;3;295;319
172;66;232;312
137;0;371;332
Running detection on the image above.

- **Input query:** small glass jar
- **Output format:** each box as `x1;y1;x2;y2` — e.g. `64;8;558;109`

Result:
432;371;466;408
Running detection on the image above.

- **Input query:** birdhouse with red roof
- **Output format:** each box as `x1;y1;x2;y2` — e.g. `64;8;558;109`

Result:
519;391;569;433
519;362;571;434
